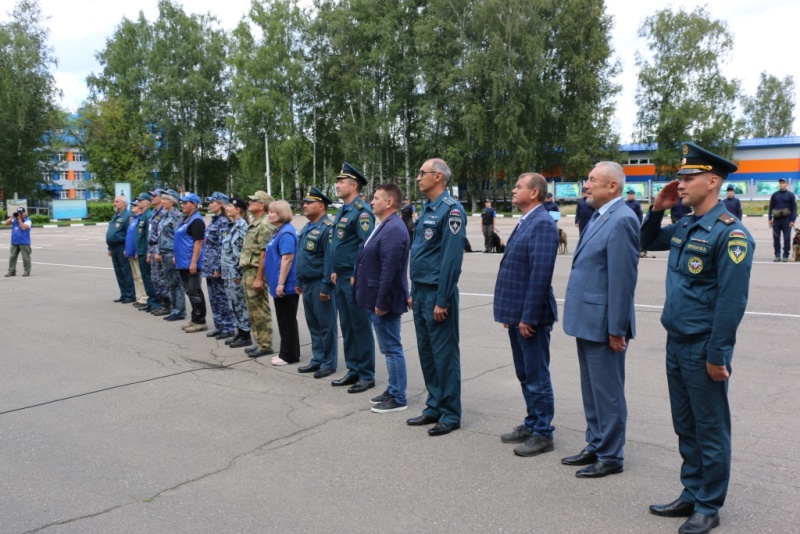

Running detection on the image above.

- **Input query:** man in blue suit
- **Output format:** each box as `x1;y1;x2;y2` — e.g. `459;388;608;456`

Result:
353;184;411;414
562;161;640;478
493;173;559;457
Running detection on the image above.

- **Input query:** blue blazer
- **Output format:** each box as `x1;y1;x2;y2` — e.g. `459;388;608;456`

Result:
493;206;559;327
563;198;640;342
353;212;410;315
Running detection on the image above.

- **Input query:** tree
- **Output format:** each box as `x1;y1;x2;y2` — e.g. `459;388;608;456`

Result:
742;72;796;138
634;5;741;177
0;0;62;199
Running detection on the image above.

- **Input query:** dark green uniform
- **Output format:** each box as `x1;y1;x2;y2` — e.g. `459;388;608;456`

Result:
106;208;135;301
325;197;375;381
410;191;466;425
297;215;338;371
641;201;753;516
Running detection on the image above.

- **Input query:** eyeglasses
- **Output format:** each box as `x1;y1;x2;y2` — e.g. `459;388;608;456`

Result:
417;170;438;177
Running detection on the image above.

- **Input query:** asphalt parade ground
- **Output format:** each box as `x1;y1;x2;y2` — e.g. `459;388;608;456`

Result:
0;215;797;533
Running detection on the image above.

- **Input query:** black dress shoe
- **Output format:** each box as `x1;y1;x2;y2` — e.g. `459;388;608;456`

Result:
331;374;358;387
561;449;598;466
407;414;438;426
649;498;694;518
428;422;460;436
297;364;320;374
164;315;186;321
313;369;336;379
206;329;220;338
248;348;274;358
245;345;261;355
113;297;124;302
229;336;253;348
575;460;623;478
120;299;136;304
215;332;234;340
347;380;375;393
678;512;719;534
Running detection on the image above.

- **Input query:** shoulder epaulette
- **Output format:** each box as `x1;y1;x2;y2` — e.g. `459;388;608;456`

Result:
717;213;736;225
323;218;333;226
354;201;364;210
442;196;456;206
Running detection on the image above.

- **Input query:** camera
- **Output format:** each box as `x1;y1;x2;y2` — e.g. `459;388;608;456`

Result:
12;212;18;218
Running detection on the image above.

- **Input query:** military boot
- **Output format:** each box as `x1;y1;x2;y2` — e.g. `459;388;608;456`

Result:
229;330;253;348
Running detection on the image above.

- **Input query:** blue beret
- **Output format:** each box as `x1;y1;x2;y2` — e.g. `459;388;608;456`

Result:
206;191;229;203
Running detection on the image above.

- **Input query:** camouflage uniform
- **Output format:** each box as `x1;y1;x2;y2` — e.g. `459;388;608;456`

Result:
239;213;275;350
148;205;169;300
158;207;186;318
222;217;250;332
202;213;235;335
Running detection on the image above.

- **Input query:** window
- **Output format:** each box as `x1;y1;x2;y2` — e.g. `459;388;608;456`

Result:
73;152;84;162
58;171;68;181
74;190;85;199
57;152;67;162
59;190;70;199
73;171;84;181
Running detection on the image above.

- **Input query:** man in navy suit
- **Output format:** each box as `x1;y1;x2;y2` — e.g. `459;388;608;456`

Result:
353;184;411;413
493;173;559;457
562;161;640;478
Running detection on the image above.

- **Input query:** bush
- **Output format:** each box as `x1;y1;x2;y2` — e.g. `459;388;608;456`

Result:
30;214;50;224
0;209;6;220
88;203;115;222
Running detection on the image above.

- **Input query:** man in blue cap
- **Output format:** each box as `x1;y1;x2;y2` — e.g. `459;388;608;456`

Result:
642;142;754;534
175;193;207;332
133;192;160;311
203;192;235;340
295;186;339;378
323;162;375;393
146;189;171;316
768;177;796;261
624;189;643;223
4;207;32;277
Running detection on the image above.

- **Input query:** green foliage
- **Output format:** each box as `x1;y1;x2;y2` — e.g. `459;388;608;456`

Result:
0;0;62;199
29;213;49;224
634;6;741;177
742;72;796;138
87;202;115;222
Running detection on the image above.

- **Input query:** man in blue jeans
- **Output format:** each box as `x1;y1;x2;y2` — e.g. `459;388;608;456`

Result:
493;173;559;457
353;184;411;413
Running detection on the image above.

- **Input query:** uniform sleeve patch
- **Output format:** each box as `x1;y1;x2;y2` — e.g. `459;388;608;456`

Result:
729;230;746;239
358;213;370;219
449;209;462;217
448;217;463;234
728;238;748;264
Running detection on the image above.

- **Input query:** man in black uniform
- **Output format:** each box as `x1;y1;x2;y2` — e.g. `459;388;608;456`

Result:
624;189;643;223
768;177;796;261
400;196;416;238
575;187;595;234
480;200;496;252
670;198;692;223
721;185;742;220
542;192;560;213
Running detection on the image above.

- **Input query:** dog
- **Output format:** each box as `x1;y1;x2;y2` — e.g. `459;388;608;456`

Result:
490;230;505;253
558;228;568;255
793;228;800;261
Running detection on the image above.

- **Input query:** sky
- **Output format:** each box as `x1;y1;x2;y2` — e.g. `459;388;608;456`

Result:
6;0;800;143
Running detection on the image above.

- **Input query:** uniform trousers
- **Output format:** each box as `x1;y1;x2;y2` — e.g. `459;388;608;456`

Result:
138;255;160;308
179;270;206;325
411;285;461;425
772;218;791;258
666;335;731;516
224;277;251;332
109;245;135;300
273;294;300;363
333;277;374;381
299;278;337;371
8;244;31;275
206;277;235;334
242;268;272;350
482;224;494;251
148;245;168;299
128;256;147;304
161;252;185;318
575;338;627;466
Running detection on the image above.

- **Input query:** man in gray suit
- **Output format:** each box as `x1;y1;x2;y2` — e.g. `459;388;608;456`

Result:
562;161;640;478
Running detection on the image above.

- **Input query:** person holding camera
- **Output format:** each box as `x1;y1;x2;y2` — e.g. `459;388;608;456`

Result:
768;178;796;262
5;207;32;277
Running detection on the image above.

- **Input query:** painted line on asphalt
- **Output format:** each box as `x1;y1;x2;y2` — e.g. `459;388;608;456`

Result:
460;293;800;318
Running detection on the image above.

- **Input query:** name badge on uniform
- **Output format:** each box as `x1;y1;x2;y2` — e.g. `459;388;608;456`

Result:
670;236;683;246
